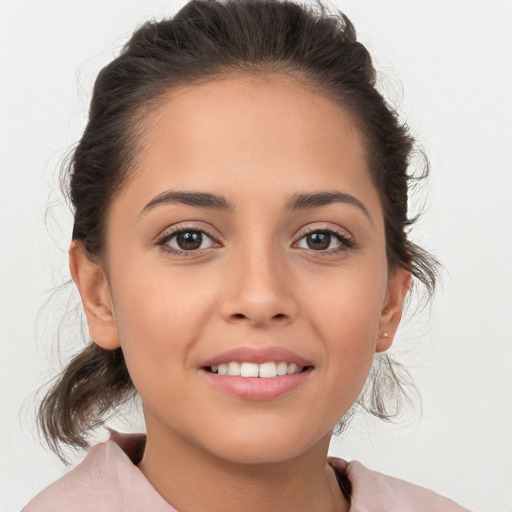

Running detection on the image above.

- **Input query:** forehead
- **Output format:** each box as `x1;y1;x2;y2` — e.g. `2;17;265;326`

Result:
138;73;363;167
116;73;381;221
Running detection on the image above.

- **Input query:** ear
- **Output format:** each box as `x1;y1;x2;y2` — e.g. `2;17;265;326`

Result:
69;241;121;350
376;266;411;353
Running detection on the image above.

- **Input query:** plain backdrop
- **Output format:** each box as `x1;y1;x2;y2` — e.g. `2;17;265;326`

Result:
1;1;511;510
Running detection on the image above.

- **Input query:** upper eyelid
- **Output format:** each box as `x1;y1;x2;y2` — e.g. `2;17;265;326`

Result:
295;224;353;240
156;223;220;242
300;226;349;235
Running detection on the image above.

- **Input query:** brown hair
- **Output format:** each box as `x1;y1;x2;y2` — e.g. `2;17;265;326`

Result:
39;0;438;460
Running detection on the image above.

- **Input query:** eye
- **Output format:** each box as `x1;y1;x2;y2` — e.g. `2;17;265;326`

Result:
295;229;353;252
158;228;217;253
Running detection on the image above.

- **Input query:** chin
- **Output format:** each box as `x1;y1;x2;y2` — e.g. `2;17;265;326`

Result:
199;422;330;466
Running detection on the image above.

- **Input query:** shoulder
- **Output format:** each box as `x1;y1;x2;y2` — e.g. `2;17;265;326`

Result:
329;457;472;512
23;435;471;512
22;434;174;512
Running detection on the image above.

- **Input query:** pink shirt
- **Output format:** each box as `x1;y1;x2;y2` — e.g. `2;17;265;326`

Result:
23;433;471;511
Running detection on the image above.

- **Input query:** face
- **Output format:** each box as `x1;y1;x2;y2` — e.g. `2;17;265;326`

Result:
74;74;409;465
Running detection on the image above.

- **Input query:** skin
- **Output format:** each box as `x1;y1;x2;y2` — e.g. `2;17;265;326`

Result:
70;74;410;512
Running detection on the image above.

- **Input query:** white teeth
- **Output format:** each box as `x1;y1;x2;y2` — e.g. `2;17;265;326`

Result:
259;362;277;378
287;363;300;374
276;361;288;375
209;361;305;377
240;362;259;377
227;361;241;376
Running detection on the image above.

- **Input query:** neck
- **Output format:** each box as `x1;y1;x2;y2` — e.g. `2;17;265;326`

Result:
137;420;349;512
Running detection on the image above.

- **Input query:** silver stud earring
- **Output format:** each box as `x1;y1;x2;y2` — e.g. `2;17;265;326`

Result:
379;331;389;338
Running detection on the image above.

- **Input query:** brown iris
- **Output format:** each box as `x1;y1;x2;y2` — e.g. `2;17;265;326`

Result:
176;231;203;250
306;232;332;250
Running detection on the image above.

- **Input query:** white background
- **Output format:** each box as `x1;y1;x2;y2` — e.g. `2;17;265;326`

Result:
1;1;511;510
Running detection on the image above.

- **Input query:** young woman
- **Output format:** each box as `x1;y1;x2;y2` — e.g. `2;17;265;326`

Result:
22;0;472;510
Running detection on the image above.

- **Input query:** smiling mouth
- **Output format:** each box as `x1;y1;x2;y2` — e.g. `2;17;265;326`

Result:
204;361;312;378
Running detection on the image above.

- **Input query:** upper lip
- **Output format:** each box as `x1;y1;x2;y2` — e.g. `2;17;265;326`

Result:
200;346;314;368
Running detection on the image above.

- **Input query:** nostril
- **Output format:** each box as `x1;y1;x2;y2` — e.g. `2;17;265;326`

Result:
233;313;246;319
273;313;287;319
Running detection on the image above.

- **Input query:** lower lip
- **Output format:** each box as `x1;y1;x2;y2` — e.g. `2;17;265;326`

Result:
199;368;313;401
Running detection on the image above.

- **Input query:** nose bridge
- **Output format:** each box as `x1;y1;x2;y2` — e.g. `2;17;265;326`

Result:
221;234;297;326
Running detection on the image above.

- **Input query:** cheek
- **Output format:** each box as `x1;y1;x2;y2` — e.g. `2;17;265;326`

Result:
113;263;208;339
109;266;221;389
300;263;387;406
109;276;183;378
304;260;386;345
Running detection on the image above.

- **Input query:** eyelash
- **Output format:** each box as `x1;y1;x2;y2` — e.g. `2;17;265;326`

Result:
155;225;354;257
296;226;354;255
156;226;220;257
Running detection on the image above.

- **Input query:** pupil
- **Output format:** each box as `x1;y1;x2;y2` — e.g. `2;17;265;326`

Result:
307;232;330;250
177;231;202;250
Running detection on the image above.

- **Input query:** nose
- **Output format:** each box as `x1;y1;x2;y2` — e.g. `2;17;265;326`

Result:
220;242;299;328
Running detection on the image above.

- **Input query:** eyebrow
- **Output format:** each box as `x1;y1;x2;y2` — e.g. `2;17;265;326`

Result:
285;191;371;221
139;189;371;222
139;191;233;216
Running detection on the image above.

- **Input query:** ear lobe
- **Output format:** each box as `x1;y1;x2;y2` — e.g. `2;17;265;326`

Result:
69;241;121;350
376;267;411;353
